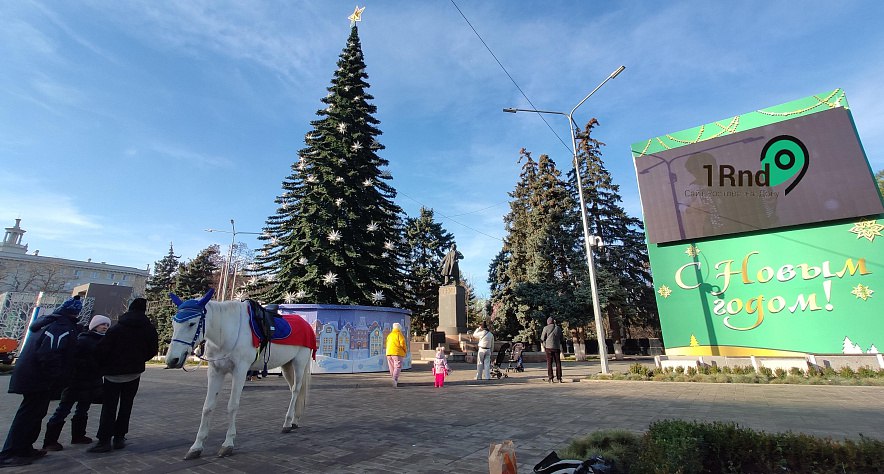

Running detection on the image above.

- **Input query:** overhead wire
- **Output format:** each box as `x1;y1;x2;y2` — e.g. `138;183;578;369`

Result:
449;0;573;154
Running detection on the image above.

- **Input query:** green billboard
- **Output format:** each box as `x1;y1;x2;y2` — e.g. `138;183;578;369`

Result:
632;90;884;355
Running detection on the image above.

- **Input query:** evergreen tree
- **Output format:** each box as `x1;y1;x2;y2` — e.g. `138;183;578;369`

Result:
490;149;585;345
252;26;406;306
875;169;883;197
145;243;180;352
402;207;454;334
571;119;658;338
174;245;220;300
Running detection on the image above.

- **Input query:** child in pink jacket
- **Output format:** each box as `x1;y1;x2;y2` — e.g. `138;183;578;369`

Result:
432;347;450;387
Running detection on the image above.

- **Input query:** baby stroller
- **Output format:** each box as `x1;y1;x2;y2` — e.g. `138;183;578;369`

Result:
490;342;511;379
505;342;525;374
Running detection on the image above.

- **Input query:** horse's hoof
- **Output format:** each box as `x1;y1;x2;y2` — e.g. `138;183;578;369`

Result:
184;450;202;460
217;446;234;458
281;424;298;433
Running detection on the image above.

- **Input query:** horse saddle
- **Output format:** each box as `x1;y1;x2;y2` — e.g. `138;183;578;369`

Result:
247;300;293;344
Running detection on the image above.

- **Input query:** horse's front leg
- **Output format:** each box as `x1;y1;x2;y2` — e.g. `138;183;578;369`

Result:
185;365;225;460
217;364;248;457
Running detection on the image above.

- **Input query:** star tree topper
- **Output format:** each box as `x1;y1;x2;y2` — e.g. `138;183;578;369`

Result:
348;6;365;26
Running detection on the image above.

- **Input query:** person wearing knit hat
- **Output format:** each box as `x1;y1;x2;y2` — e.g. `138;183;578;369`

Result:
2;296;81;467
42;315;110;451
88;315;112;332
540;316;565;383
88;297;158;453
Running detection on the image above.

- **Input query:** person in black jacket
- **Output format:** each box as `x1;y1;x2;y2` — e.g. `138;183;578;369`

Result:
42;314;111;451
0;296;82;468
87;298;158;453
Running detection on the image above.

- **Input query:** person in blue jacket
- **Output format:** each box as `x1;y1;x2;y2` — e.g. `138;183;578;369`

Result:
0;296;82;468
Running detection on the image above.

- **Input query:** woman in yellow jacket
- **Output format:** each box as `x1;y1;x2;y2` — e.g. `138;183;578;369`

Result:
385;322;407;388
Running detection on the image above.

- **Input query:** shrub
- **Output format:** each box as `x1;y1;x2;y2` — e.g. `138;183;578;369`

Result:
857;366;878;378
789;367;804;376
626;420;884;473
759;366;774;378
685;366;697;376
839;366;857;378
822;366;838;377
773;368;787;378
721;366;733;374
560;429;642;473
674;365;685;374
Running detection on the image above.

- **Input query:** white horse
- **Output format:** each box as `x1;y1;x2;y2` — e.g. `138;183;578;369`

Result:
165;289;313;460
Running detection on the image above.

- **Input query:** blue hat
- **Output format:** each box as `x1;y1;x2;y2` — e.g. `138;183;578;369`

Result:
57;297;83;316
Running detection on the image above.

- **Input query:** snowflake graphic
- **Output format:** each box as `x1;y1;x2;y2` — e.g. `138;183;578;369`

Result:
362;178;373;187
354;95;362;101
234;291;246;300
327;230;341;242
322;272;338;286
384;241;395;251
249;277;258;286
351;141;362;152
415;299;425;306
370;290;385;303
298;257;308;266
850;284;874;301
684;245;700;257
335;198;344;207
344;86;351;92
335;176;344;183
337;122;347;134
306;175;317;183
326;104;333;113
297;160;306;170
284;292;296;304
403;283;412;291
296;290;307;300
305;132;316;141
658;285;672;298
370;139;381;150
366;222;379;232
849;219;884;242
381;252;389;258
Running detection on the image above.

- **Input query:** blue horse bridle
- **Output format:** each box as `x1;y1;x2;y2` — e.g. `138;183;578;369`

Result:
172;305;207;350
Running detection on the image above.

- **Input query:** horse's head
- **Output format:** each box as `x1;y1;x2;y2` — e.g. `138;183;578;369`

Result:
165;288;214;369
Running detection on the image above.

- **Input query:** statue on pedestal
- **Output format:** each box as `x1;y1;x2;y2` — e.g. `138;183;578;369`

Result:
439;243;463;286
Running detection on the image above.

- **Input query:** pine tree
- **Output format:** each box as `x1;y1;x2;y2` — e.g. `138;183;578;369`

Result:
252;26;405;306
174;246;220;300
145;243;180;352
490;149;585;345
571;119;658;338
402;207;454;334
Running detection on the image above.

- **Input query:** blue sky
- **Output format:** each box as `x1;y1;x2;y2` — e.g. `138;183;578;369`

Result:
2;1;883;298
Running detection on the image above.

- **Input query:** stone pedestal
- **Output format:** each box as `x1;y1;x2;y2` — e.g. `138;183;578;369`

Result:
437;285;467;336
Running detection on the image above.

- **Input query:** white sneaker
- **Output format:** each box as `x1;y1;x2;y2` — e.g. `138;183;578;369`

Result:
393;380;398;388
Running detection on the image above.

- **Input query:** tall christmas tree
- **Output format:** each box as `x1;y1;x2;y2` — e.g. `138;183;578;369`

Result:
253;22;405;306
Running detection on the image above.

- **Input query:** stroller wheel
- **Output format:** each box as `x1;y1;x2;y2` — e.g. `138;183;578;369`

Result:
503;374;508;378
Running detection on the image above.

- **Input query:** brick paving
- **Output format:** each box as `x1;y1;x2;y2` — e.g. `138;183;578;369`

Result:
2;359;884;473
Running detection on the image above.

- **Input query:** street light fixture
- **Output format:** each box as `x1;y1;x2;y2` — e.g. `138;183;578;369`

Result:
503;65;625;374
205;219;261;301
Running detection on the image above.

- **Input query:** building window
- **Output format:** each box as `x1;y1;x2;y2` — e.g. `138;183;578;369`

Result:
121;274;128;281
91;271;99;278
73;270;81;278
108;273;115;280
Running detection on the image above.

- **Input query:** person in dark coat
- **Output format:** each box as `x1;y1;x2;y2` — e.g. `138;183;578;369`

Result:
0;296;82;468
540;316;566;383
87;298;158;453
42;315;111;451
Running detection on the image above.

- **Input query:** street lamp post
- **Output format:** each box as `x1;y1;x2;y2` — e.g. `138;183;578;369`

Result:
205;219;261;301
503;65;625;374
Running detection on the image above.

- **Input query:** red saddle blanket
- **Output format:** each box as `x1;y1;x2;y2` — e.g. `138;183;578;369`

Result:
250;313;317;359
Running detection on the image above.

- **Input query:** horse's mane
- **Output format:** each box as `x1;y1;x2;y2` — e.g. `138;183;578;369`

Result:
205;300;247;320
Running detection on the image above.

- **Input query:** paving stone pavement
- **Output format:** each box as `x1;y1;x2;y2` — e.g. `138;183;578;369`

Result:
2;359;884;473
